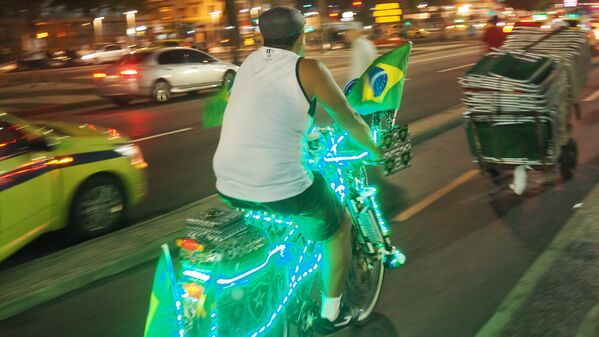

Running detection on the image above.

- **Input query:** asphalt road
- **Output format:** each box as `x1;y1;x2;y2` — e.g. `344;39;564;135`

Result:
2;77;599;337
0;41;483;268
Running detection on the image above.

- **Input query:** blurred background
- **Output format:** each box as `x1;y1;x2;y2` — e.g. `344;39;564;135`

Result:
1;0;598;69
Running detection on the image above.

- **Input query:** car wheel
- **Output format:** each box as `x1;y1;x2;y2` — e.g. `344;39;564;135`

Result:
110;97;131;106
152;80;171;103
222;71;236;94
68;175;126;240
93;57;101;65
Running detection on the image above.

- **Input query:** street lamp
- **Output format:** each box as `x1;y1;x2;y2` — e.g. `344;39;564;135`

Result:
93;17;104;43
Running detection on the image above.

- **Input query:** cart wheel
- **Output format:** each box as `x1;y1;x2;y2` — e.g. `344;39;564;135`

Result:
487;168;502;186
574;103;582;120
569;139;578;169
560;138;577;181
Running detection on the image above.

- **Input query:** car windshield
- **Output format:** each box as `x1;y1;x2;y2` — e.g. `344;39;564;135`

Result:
118;52;152;65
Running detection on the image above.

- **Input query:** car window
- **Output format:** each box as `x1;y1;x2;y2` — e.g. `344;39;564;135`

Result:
118;52;152;65
0;121;29;158
105;45;122;51
186;50;216;63
158;50;186;65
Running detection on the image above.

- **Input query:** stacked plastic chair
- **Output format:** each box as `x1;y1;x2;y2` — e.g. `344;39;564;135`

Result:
502;26;591;111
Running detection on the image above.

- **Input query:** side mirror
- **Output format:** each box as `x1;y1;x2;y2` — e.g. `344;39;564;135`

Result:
28;137;51;151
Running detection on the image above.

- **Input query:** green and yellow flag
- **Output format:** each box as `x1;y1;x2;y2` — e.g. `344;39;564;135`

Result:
143;244;181;337
346;42;412;115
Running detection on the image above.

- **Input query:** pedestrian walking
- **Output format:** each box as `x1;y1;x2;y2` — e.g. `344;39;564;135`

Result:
344;22;378;81
482;15;506;53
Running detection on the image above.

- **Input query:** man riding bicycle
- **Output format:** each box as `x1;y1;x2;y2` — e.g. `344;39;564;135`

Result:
213;7;383;334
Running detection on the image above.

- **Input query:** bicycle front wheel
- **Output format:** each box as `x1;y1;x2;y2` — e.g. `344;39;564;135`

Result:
344;246;385;323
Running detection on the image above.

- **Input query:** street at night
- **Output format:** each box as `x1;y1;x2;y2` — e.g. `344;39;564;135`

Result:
2;1;599;337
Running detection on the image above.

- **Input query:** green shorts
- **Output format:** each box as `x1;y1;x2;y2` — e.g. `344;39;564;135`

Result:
219;172;346;241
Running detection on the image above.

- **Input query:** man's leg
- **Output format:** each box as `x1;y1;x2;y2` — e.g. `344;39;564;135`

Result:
321;214;352;296
319;213;352;320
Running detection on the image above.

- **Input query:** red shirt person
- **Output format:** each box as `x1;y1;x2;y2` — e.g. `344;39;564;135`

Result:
482;16;506;52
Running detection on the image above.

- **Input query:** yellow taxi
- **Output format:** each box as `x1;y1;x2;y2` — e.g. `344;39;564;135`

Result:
0;112;147;261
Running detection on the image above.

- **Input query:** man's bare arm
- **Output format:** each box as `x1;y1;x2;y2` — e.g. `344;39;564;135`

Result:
299;58;383;160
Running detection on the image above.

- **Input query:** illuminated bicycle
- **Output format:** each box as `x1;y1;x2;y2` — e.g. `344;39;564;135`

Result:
143;46;413;337
142;107;410;337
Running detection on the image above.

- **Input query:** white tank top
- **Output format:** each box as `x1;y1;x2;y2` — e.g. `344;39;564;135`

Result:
213;47;315;202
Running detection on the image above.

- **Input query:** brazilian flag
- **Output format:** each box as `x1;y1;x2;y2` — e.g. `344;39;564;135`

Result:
143;244;182;337
346;42;412;115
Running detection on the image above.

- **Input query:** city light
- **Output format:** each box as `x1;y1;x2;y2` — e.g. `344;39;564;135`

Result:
375;15;401;23
36;32;48;39
374;2;400;10
457;4;472;15
352;1;363;6
123;10;138;15
342;11;355;21
373;9;402;17
564;0;578;7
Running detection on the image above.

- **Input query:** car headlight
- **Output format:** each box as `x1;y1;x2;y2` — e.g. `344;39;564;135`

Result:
115;144;148;169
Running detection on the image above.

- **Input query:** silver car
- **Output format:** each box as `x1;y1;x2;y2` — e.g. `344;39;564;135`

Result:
81;43;131;64
93;47;238;106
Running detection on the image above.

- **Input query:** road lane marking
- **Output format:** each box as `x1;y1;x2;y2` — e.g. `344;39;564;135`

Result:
413;43;470;52
438;63;476;73
330;47;479;72
133;127;195;142
583;89;599;102
410;49;479;65
393;169;479;222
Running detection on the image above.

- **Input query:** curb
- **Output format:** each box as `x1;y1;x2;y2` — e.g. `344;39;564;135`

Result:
0;104;466;322
0;194;220;322
11;99;109;117
475;184;599;337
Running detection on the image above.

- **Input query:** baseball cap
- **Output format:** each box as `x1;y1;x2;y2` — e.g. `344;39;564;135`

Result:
259;7;306;40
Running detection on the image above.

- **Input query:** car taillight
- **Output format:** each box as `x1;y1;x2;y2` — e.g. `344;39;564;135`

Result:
93;72;107;78
120;69;139;77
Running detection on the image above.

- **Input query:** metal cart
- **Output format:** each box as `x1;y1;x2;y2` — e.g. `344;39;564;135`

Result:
459;46;578;181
